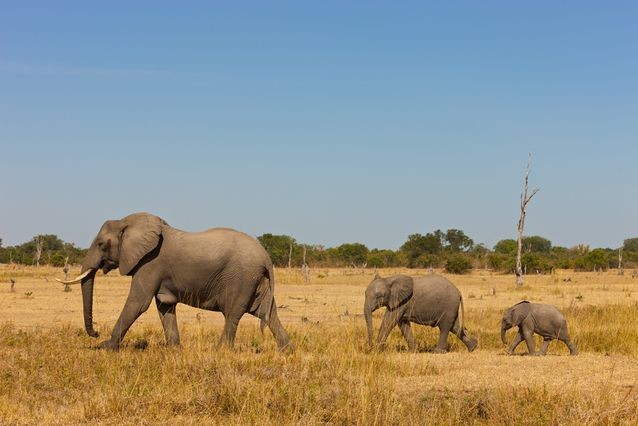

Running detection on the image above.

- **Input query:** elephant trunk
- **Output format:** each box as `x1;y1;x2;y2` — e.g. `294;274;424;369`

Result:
501;322;509;345
364;297;375;347
81;268;99;337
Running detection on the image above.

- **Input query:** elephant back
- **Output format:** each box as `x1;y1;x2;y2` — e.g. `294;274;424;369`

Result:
164;226;272;286
412;274;461;299
533;303;568;326
407;275;462;325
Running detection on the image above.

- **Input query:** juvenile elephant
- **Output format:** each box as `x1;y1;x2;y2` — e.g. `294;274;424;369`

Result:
364;274;477;353
501;301;577;355
58;212;291;351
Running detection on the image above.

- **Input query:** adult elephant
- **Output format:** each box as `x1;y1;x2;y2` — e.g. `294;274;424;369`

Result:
58;212;291;351
364;274;477;353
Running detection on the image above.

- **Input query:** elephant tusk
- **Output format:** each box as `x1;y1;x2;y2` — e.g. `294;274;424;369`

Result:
56;269;93;285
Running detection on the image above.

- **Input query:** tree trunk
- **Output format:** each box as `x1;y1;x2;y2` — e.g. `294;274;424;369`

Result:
288;240;292;270
515;154;539;288
34;236;43;268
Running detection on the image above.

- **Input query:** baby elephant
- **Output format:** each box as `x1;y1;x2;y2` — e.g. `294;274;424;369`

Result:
364;274;477;353
501;301;578;356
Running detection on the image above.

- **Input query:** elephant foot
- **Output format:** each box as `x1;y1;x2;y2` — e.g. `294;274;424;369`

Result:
278;342;295;354
570;350;579;356
217;337;235;349
375;342;388;352
466;338;478;353
432;347;447;354
369;344;386;353
97;339;120;351
132;339;148;350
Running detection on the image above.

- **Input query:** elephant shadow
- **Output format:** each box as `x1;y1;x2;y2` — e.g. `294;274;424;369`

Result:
89;338;149;351
498;349;546;356
501;351;562;357
391;343;460;353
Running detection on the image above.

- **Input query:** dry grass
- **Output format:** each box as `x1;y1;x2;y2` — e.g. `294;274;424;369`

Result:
1;265;638;424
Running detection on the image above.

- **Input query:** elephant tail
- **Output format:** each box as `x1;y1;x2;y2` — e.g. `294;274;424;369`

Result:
459;294;465;332
259;264;276;334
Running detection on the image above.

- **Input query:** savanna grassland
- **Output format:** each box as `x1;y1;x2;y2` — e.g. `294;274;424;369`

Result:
1;265;638;425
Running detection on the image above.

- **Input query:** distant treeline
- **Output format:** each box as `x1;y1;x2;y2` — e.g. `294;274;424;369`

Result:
257;231;638;274
2;231;638;274
0;235;87;267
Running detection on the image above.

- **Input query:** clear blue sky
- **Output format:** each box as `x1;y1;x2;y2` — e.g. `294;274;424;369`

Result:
1;1;637;250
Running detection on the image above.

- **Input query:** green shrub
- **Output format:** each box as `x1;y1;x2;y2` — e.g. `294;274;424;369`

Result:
487;253;514;272
416;254;441;269
49;254;66;267
445;255;472;274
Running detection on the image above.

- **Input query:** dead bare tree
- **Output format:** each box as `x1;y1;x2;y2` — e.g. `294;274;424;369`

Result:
302;264;311;285
63;257;70;280
63;257;72;292
287;239;293;270
516;154;539;287
618;249;624;275
302;246;307;267
301;246;310;285
34;235;43;267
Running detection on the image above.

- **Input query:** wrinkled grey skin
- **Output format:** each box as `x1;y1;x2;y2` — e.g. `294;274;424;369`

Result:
501;301;577;356
74;212;291;351
364;274;478;353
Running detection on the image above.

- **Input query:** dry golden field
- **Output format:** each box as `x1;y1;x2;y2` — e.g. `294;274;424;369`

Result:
1;265;638;424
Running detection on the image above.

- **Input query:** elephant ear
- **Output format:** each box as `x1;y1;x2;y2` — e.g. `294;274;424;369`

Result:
387;275;414;310
118;213;165;276
510;301;532;327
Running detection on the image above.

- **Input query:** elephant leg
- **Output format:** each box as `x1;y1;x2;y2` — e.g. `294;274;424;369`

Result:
219;311;243;347
155;298;180;346
398;320;416;351
564;339;579;355
452;318;478;352
522;328;537;355
250;294;292;351
507;330;524;354
99;276;156;350
559;329;578;355
265;306;292;351
377;310;401;347
257;298;292;350
434;326;450;353
540;338;551;355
